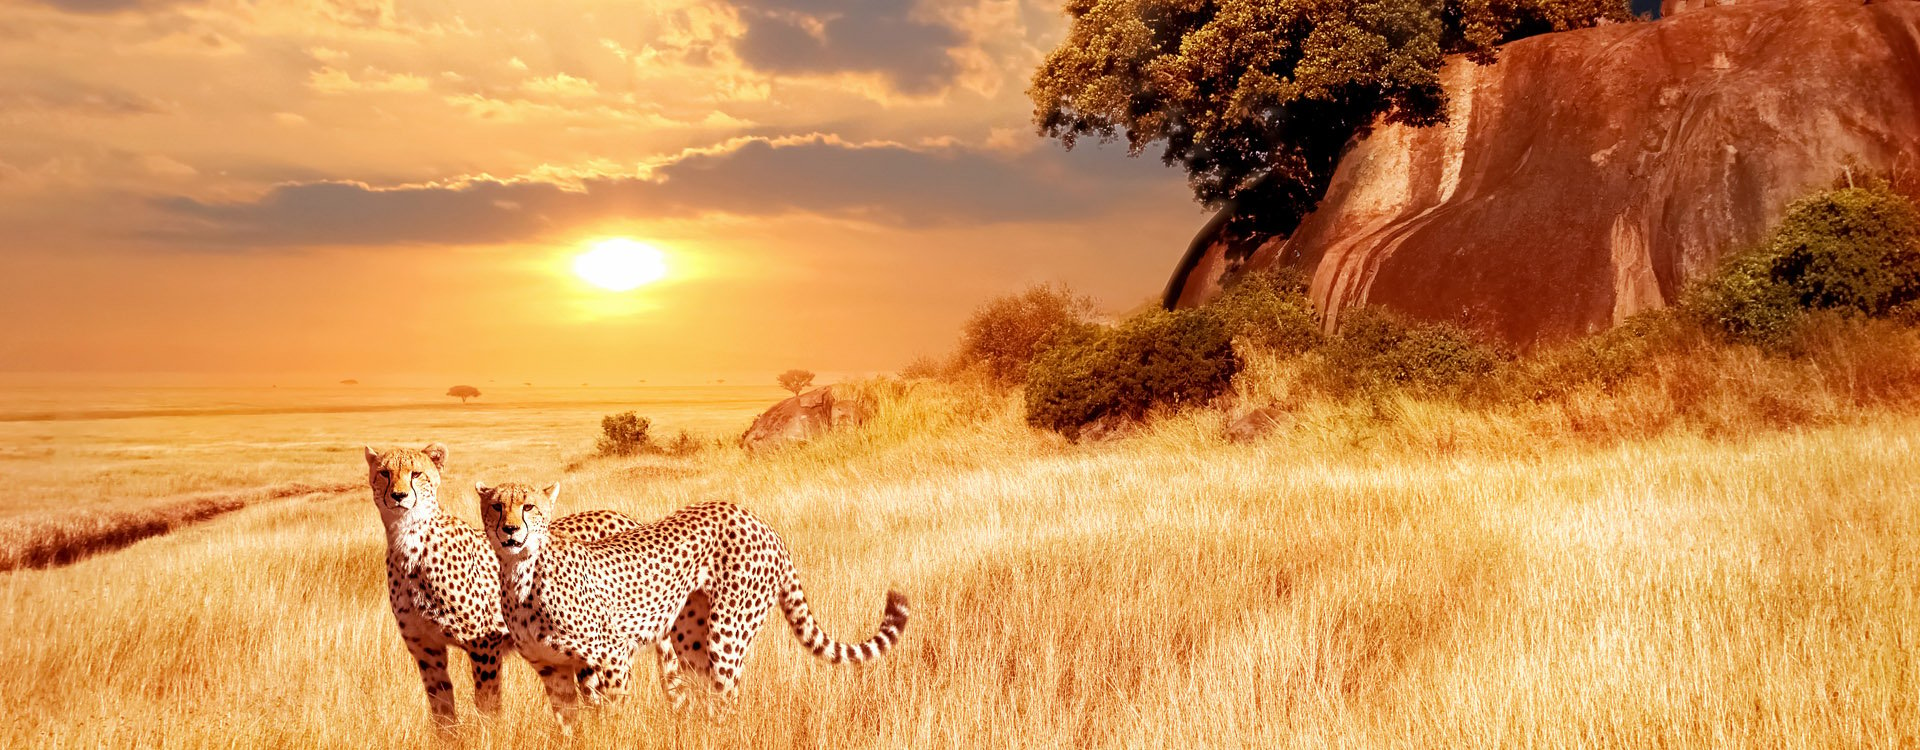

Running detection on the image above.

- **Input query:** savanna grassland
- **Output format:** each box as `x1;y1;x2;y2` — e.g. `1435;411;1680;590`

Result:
2;348;1917;748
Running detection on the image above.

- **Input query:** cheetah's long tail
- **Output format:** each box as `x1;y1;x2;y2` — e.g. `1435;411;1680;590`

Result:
775;559;909;665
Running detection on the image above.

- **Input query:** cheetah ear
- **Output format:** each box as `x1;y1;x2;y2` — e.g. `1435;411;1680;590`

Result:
543;482;561;505
421;442;449;470
473;480;491;498
363;446;379;469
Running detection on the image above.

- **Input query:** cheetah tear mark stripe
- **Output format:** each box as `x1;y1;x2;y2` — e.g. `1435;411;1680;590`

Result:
776;559;909;665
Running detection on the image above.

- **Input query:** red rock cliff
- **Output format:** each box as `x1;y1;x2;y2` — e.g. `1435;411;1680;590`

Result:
1166;0;1920;347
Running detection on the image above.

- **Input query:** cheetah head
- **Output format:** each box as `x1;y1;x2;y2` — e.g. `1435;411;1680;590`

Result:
475;480;559;554
363;443;448;515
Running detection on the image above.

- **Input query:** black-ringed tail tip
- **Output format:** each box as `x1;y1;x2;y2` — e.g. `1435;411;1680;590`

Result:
780;586;911;666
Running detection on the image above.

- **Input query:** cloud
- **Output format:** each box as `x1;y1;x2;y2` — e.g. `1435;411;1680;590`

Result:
439;92;751;129
520;73;599;98
307;66;431;94
732;0;964;95
139;154;197;178
0;81;169;118
21;0;199;14
149;135;1183;247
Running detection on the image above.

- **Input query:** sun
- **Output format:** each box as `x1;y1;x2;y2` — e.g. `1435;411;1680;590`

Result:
573;238;669;292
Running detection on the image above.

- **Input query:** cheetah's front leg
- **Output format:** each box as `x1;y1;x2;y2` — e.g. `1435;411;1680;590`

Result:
405;641;458;725
468;635;508;715
535;664;584;735
581;646;637;705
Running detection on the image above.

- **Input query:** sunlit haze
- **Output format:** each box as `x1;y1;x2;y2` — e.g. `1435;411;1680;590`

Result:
0;0;1205;386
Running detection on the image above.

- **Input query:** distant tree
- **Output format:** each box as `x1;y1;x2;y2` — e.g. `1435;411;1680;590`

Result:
778;369;816;395
958;283;1098;384
446;385;481;404
1029;0;1628;237
339;379;358;385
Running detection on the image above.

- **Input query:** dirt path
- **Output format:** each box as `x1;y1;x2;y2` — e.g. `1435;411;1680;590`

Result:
0;482;357;572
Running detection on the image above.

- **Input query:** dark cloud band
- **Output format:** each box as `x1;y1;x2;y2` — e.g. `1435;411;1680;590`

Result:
150;137;1184;248
732;0;963;94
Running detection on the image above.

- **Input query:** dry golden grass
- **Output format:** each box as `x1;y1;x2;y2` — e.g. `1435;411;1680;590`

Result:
1;378;1917;748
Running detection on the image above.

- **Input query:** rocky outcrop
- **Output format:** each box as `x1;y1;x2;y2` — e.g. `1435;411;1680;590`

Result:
1166;0;1920;347
740;386;871;451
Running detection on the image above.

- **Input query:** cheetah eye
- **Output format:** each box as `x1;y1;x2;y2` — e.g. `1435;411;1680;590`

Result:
491;503;503;512
378;469;390;478
522;504;535;513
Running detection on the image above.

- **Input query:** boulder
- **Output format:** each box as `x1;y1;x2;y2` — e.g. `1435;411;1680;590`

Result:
740;386;870;451
1225;406;1295;443
1166;0;1920;348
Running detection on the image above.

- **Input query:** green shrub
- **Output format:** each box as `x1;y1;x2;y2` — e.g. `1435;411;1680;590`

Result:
1313;306;1502;395
1501;309;1690;401
1773;184;1920;314
596;412;653;456
1684;250;1804;346
662;429;702;457
1205;267;1323;356
958;284;1098;385
1686;183;1920;346
1024;309;1239;438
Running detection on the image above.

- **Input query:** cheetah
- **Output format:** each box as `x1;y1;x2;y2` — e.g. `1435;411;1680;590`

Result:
363;444;713;724
476;481;909;730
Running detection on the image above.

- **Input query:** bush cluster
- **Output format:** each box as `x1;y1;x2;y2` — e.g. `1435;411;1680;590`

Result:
1006;182;1920;438
1310;306;1504;396
1686;184;1920;346
596;412;654;456
1501;309;1690;401
1024;309;1239;438
1019;267;1498;436
596;412;704;457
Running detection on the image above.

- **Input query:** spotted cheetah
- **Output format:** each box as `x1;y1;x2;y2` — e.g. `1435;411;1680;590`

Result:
477;481;909;729
363;444;712;724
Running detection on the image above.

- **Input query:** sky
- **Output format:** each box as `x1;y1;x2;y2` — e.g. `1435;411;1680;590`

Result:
0;0;1208;385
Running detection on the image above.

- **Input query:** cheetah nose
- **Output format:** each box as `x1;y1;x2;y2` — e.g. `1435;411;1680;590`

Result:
390;491;409;501
501;525;521;535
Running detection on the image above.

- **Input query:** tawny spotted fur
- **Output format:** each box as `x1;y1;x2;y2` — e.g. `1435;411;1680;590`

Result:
477;481;909;729
363;444;712;724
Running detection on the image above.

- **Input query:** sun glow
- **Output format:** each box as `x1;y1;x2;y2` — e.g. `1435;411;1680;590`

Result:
573;238;669;292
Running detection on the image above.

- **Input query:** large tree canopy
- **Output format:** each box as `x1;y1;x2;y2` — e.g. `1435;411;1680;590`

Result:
1030;0;1629;236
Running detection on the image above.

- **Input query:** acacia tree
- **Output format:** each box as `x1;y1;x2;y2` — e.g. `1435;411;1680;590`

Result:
777;369;815;395
1029;0;1627;236
446;385;481;404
